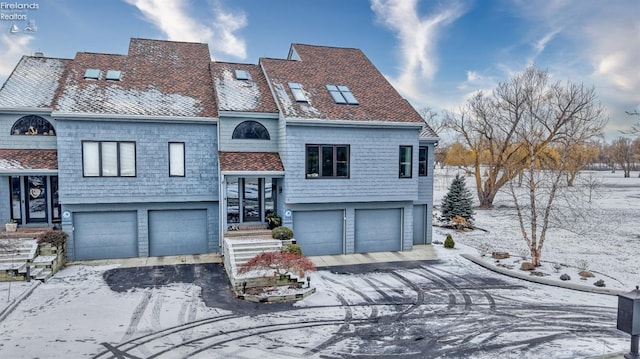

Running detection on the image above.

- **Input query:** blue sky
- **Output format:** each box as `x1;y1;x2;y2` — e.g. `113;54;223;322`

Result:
0;0;638;140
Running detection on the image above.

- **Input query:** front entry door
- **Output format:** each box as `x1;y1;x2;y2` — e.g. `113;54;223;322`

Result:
243;178;261;222
26;176;47;223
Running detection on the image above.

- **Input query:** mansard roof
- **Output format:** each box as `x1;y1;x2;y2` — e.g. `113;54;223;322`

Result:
259;43;425;124
210;62;278;113
0;56;69;109
54;38;218;118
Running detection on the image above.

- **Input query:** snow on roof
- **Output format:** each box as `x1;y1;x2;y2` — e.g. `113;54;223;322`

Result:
0;56;69;108
214;68;261;112
56;82;204;117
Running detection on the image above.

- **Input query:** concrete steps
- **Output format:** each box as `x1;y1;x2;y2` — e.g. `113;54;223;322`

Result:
0;239;62;282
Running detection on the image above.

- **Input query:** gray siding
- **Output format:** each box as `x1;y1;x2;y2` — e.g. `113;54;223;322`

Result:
218;117;279;152
56;120;218;204
0;113;57;149
283;125;419;203
418;141;437;244
0;176;10;222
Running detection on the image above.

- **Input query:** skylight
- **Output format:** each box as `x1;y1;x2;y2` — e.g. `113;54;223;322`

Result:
83;69;100;80
235;69;250;80
105;70;122;81
327;85;359;105
288;82;307;102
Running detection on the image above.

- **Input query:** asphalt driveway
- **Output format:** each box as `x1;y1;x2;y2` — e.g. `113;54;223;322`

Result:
0;255;629;358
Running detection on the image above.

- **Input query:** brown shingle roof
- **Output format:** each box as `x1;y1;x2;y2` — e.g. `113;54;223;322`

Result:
0;149;57;171
211;62;278;113
54;38;218;117
219;152;284;172
0;56;70;108
260;44;425;124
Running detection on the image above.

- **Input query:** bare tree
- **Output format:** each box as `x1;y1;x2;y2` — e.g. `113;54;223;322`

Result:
446;65;606;208
623;110;640;135
419;107;446;135
608;137;634;177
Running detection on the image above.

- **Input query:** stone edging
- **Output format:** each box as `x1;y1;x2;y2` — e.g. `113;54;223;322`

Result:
0;281;40;322
460;254;626;296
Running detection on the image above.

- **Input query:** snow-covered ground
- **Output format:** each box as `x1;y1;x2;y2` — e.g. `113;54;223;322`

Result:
432;167;640;292
0;167;636;358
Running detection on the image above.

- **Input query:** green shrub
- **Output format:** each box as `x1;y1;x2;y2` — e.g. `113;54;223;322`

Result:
265;210;282;230
282;243;302;256
444;234;455;249
37;229;68;247
271;226;294;240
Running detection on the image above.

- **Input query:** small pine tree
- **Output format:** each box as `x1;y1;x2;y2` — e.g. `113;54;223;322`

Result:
441;174;475;224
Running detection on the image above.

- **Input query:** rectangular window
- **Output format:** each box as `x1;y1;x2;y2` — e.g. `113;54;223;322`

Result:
419;146;428;176
326;85;359;105
306;144;349;179
288;82;307;102
169;142;185;177
82;141;136;177
399;146;412;178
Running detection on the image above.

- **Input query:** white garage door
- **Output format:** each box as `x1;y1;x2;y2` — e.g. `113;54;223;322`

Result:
293;210;344;256
74;211;138;260
148;209;208;257
355;208;402;253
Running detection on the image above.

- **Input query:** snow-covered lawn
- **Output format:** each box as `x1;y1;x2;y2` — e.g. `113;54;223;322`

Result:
433;167;640;292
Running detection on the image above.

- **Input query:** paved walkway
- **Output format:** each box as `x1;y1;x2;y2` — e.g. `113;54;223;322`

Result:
67;244;439;269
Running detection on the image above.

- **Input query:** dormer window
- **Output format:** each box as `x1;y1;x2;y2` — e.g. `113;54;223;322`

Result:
288;82;307;102
84;68;100;80
235;69;250;80
327;85;359;105
105;70;122;81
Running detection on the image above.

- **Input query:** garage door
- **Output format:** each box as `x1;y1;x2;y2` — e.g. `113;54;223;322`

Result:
293;210;344;256
355;208;402;253
413;205;426;244
149;209;208;257
74;211;138;260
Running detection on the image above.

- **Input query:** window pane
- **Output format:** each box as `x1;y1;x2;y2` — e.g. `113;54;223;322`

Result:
399;146;412;178
306;146;319;177
119;142;136;176
322;146;334;177
82;142;99;176
101;142;118;176
329;90;346;104
169;142;185;176
336;146;348;177
342;91;359;105
419;147;427;176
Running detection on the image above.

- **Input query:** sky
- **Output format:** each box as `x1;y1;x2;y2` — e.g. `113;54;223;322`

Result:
0;0;638;140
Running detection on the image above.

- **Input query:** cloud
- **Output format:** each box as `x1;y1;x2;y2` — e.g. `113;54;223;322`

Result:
370;0;465;101
0;33;33;79
124;0;247;59
508;0;640;139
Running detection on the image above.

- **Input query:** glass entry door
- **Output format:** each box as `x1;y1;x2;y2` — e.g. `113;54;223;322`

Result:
26;176;47;223
243;178;261;222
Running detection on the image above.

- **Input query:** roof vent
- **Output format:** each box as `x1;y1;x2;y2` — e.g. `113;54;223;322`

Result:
34;52;44;57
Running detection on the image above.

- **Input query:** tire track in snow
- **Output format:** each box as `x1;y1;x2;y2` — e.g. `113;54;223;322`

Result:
121;289;152;342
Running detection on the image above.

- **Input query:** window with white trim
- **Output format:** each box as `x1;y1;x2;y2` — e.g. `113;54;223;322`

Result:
82;141;136;177
169;142;185;177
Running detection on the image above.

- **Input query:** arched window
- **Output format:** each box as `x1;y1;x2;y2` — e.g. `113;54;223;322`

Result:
232;120;270;140
11;115;56;136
